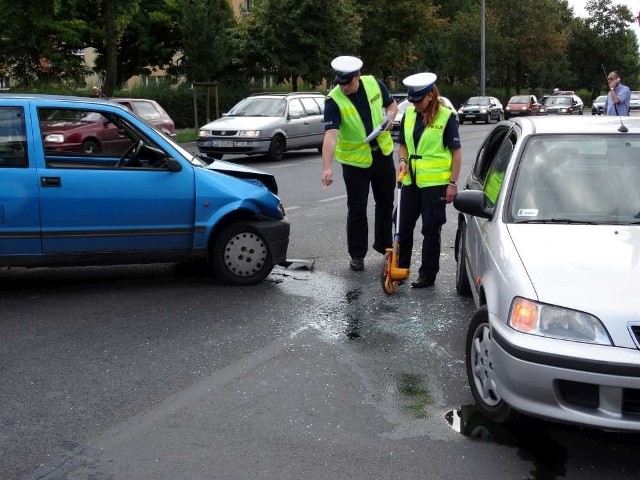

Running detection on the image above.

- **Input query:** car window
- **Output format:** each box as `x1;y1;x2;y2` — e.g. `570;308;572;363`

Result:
472;125;511;184
228;97;286;117
483;133;516;206
299;97;321;116
36;107;172;170
288;99;305;117
0;106;28;167
131;101;161;121
509;135;640;224
315;97;325;113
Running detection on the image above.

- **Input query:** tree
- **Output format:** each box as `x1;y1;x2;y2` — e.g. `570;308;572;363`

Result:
488;0;570;97
239;0;360;90
356;0;441;83
0;0;88;86
569;0;640;97
175;0;236;83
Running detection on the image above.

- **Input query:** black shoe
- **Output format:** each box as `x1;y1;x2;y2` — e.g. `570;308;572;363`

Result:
411;275;435;288
349;257;364;271
372;243;391;255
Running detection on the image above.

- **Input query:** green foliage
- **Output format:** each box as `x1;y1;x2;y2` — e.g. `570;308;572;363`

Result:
1;0;639;102
175;0;236;83
238;0;360;89
357;0;442;82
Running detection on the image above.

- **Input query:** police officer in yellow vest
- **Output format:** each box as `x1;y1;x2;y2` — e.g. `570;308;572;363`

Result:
321;56;398;272
397;72;462;288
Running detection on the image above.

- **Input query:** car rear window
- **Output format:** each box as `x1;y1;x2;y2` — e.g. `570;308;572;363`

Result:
132;101;161;120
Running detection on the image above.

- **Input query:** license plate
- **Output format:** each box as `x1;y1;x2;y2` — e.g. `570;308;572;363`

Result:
466;114;476;118
211;139;233;147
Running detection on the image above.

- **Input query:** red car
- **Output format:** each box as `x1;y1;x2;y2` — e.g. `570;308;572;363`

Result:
40;109;133;155
111;98;176;137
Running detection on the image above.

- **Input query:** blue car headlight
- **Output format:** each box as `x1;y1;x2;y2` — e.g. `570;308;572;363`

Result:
509;297;611;345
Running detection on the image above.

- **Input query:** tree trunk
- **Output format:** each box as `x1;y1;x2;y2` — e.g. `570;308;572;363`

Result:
103;0;118;96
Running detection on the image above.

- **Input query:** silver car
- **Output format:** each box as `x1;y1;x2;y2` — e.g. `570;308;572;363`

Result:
453;116;640;431
197;92;325;161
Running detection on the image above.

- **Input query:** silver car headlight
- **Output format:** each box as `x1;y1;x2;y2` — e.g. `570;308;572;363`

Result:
480;108;488;113
509;297;611;345
238;130;261;137
198;130;210;137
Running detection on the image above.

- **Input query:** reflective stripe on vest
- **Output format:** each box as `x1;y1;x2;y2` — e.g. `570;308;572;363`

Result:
403;105;453;187
328;75;394;168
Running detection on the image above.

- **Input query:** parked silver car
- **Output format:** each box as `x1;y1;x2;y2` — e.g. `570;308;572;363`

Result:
197;92;325;161
453;116;640;431
591;95;606;115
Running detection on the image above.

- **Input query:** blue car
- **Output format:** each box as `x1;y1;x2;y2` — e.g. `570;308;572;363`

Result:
0;94;289;285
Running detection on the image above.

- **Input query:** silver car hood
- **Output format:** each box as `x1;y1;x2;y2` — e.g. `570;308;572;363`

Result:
507;224;640;310
202;116;278;129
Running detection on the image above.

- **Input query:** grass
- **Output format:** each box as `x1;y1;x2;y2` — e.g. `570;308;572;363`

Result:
175;128;198;144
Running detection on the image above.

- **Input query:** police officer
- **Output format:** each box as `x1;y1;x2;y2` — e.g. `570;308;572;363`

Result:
321;56;398;271
397;72;462;288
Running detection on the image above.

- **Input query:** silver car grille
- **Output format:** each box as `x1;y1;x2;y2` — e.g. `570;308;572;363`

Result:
211;130;238;136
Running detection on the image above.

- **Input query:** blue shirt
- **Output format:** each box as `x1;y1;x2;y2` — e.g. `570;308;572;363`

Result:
398;105;461;150
604;84;630;116
323;78;394;135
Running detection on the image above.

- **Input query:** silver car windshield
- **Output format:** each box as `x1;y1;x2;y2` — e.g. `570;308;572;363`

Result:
510;135;640;224
227;97;287;117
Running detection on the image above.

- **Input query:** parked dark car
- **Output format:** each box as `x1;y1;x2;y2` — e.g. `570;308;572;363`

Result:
111;98;176;137
504;94;539;119
545;94;584;115
458;96;504;124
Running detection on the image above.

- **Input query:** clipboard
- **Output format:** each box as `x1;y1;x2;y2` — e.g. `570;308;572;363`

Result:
364;111;395;144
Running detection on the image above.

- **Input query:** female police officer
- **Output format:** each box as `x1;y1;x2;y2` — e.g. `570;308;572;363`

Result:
396;72;462;288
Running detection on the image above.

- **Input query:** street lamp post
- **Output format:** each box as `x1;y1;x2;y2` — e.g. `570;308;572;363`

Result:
480;0;486;96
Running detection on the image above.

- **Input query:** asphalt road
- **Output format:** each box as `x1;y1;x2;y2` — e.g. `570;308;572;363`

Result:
2;121;640;480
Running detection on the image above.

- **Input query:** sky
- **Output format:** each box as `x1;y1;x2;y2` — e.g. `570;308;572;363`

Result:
569;0;640;40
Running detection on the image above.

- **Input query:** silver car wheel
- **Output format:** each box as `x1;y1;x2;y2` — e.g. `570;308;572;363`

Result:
211;222;274;285
223;232;268;278
469;321;501;407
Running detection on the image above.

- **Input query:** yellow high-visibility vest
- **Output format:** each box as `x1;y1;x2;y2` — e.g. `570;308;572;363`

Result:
328;75;393;168
403;105;453;187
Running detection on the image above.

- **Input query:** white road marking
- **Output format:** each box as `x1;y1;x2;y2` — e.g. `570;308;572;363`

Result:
319;194;347;203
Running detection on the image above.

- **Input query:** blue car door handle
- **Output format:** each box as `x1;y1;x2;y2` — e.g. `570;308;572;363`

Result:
41;177;61;187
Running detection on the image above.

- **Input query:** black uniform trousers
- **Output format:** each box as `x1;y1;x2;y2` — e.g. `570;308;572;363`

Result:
397;183;447;279
341;149;395;259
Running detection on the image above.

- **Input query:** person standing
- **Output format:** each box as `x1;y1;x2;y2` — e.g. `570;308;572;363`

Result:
604;71;630;116
321;56;398;271
396;72;462;288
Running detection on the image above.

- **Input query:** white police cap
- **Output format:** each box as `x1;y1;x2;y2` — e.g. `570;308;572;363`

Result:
403;72;437;102
331;56;363;84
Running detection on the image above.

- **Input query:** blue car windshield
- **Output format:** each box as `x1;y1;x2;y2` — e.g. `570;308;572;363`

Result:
509;135;640;224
